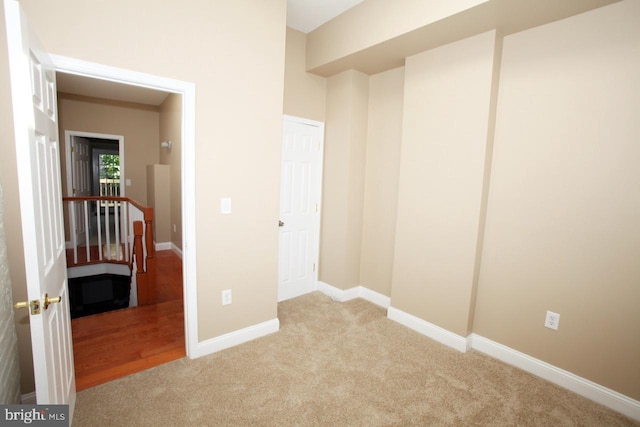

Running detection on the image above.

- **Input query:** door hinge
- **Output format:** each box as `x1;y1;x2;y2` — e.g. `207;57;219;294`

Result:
315;203;318;213
72;188;76;195
313;263;316;272
71;146;74;153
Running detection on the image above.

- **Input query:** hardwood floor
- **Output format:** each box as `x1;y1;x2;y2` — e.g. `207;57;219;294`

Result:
72;250;185;391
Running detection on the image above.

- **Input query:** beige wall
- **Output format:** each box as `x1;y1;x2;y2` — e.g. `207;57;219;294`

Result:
20;0;286;343
283;27;326;122
319;70;368;289
58;94;160;205
0;3;34;395
4;0;637;405
4;0;286;394
159;94;182;250
146;165;171;244
359;67;404;297
318;0;639;402
391;31;499;337
474;0;640;399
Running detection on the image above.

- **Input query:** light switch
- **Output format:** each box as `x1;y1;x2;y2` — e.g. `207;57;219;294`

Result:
125;179;132;187
221;198;231;214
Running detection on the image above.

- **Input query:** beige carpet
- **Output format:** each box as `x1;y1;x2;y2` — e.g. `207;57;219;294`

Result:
72;292;637;426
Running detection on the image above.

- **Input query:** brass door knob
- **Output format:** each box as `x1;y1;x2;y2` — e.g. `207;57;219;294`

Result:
279;220;284;227
14;299;41;314
44;294;62;310
14;301;29;310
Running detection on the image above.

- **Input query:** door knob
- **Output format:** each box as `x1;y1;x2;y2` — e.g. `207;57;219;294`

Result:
43;294;62;310
14;299;41;315
279;220;284;227
14;301;29;310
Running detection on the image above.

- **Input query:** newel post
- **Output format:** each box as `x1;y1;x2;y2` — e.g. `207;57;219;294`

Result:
143;206;157;303
133;220;148;305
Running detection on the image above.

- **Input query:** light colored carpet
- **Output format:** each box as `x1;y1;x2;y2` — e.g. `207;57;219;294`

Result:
72;292;637;426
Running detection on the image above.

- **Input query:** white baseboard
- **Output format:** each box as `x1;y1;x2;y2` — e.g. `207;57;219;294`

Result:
317;281;390;308
470;334;640;421
155;241;172;251
383;305;640;420
190;318;280;359
21;391;36;404
155;242;183;258
171;243;183;258
387;306;470;353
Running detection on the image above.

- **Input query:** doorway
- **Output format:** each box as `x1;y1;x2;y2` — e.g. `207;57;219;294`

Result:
51;55;198;370
65;132;124;250
59;89;185;387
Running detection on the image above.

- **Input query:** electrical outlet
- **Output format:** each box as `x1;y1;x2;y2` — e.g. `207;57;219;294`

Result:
222;289;232;306
544;310;560;330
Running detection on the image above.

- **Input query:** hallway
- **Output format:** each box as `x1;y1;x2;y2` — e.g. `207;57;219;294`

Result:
71;250;185;391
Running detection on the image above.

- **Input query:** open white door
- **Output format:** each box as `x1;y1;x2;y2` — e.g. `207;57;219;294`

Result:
4;0;76;413
278;116;324;302
70;135;91;246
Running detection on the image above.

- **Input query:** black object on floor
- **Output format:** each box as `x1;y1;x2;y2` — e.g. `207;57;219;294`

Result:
69;274;130;319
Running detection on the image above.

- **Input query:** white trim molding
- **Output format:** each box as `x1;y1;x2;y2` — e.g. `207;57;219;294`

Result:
317;281;391;308
470;334;640;421
191;318;280;359
155;241;173;251
387;306;471;353
171;243;183;258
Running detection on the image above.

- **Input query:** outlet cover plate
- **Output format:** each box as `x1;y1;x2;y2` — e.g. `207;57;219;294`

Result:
544;310;560;330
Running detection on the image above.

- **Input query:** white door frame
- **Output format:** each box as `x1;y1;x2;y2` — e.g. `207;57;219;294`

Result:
65;130;125;198
51;55;199;358
280;114;325;298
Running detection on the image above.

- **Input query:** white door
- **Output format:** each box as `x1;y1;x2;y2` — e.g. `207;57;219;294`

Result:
4;0;76;412
71;136;91;245
278;116;324;302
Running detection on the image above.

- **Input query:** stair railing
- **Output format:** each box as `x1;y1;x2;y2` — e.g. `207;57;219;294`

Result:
63;196;156;305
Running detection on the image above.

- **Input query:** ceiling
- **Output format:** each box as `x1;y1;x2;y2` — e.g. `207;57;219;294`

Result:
286;0;364;33
56;72;170;106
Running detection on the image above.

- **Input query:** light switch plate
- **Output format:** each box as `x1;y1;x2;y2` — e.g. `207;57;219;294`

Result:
221;198;231;214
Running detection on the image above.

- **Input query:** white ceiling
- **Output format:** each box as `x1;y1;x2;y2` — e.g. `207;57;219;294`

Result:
56;72;170;106
287;0;364;33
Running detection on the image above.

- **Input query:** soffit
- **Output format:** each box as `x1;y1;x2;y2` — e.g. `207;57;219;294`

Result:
307;0;622;76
